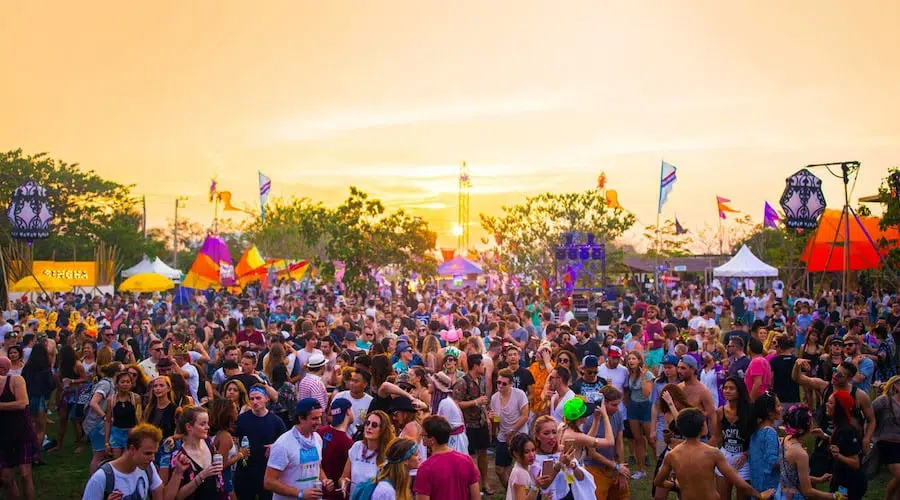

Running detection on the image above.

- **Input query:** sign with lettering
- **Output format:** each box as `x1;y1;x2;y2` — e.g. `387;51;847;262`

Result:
32;261;98;286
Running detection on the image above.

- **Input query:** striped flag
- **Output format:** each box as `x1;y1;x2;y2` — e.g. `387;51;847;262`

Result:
258;172;271;221
658;161;677;214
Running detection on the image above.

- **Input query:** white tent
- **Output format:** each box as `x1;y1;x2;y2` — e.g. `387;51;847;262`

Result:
121;256;183;280
713;245;778;278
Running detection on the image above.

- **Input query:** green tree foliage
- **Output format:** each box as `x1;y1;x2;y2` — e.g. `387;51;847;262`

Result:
245;187;437;290
1;149;163;267
642;219;693;258
876;167;900;288
479;190;636;283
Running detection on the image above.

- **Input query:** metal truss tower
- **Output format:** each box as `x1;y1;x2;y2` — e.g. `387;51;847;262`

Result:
457;161;471;252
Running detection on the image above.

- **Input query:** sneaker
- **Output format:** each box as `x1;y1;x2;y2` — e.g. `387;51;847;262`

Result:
631;471;646;480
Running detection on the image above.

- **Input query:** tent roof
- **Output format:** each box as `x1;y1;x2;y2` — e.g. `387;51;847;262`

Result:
801;209;899;272
437;256;483;275
122;256;182;279
713;245;778;277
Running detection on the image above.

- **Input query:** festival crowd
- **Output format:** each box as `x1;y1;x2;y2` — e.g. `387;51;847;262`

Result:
1;279;900;500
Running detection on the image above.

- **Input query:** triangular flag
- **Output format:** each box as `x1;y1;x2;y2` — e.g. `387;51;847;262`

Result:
606;189;623;210
717;195;739;219
675;217;688;235
763;201;781;229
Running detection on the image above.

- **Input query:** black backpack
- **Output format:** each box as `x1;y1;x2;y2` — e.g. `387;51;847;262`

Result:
99;461;152;500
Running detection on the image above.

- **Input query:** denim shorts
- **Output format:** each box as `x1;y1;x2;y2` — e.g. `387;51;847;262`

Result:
627;400;652;423
110;426;131;449
88;424;106;452
29;396;48;415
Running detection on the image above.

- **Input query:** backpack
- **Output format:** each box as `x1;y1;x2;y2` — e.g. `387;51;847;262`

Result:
350;478;389;500
100;461;152;500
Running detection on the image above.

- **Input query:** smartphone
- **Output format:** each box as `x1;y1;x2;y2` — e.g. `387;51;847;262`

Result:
563;439;575;454
541;459;555;478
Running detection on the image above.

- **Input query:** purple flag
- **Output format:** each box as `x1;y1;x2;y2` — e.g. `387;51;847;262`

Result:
764;201;780;229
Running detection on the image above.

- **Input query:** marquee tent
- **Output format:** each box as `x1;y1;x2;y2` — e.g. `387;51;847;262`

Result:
122;256;183;280
437;257;483;276
801;209;899;272
713;245;778;278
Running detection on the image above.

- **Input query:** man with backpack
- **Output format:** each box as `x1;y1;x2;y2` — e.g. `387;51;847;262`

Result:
82;424;164;500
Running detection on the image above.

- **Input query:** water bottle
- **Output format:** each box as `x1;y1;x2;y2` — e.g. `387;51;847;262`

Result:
240;436;250;466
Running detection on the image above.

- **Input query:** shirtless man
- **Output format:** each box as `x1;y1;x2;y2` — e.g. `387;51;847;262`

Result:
654;408;772;500
677;356;716;427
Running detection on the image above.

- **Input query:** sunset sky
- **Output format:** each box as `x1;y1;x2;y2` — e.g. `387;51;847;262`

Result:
2;1;897;251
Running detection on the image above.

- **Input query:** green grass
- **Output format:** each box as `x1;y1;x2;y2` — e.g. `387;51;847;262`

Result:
28;422;895;499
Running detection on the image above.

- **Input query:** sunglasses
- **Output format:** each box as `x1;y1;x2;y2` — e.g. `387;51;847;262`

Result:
364;420;380;429
558;358;570;364
497;380;509;386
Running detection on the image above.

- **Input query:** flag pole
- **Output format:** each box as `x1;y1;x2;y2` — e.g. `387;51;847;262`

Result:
656;160;663;297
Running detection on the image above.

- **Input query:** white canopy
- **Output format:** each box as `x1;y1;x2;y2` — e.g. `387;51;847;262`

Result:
713;245;778;278
121;256;183;280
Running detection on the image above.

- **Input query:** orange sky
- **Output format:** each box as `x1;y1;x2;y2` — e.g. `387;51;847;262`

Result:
2;1;897;251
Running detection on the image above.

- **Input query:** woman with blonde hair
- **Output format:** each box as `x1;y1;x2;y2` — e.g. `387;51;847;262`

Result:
703;327;727;363
530;415;592;499
340;410;396;497
421;335;441;373
144;375;179;482
262;343;287;383
96;345;115;369
366;438;419;500
624;351;654;479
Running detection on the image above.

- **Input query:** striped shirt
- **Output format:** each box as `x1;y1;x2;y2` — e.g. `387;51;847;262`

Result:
297;372;328;411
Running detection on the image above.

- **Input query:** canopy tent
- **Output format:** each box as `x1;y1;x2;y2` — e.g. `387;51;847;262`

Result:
801;209;900;272
437;256;483;276
713;245;778;278
122;256;183;280
119;273;175;293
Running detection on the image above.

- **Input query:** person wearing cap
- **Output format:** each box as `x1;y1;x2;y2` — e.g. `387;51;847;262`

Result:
264;398;334;499
317;398;354;500
392;341;414;375
650;353;683;455
572;354;607;409
678;354;716;425
598;346;628;412
298;352;329;423
583;385;632;499
332;368;373;438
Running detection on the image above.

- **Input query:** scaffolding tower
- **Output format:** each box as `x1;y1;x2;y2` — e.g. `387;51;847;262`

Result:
457;161;471;252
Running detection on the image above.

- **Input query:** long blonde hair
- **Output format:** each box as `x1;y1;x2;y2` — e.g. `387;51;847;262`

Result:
375;438;415;500
144;376;177;420
263;344;286;382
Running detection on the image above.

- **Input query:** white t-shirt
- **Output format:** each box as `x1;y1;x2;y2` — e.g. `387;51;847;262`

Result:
490;388;529;442
347;441;380;496
296;348;323;369
550;389;576;424
370;481;396;500
181;362;199;403
333;391;373;438
267;428;324;500
598;363;629;413
82;463;162;500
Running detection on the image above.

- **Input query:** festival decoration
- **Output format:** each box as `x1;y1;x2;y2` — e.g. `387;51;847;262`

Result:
596;172;607;190
763;202;781;229
7;180;53;242
119;273;175;293
208;177;218;203
182;235;236;289
716;196;739;219
259;171;271;221
780;169;826;229
658;161;677;214
9;274;70;293
606;190;622;210
675;217;688;235
235;246;267;285
801;208;899;272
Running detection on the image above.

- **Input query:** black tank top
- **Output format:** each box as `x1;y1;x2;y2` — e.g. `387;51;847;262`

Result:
112;396;138;428
720;411;747;454
150;403;177;438
0;377;27;442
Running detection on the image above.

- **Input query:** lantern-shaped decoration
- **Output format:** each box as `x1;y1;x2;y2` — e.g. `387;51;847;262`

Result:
7;180;54;242
780;169;826;229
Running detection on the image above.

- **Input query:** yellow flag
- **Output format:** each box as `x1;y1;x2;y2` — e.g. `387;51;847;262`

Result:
606;189;623;210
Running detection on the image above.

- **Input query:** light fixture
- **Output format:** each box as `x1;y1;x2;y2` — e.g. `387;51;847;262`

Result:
7;180;53;243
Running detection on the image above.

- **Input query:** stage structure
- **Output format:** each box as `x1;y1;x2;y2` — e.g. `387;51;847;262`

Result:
553;232;607;297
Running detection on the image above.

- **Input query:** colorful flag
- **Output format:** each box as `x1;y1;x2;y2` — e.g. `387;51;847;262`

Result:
208;178;217;203
717;196;739;219
606;189;623;210
658;161;677;214
258;172;271;221
764;201;781;228
675;217;688;235
182;235;234;289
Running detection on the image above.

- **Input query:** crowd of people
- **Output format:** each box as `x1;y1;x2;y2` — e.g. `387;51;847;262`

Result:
0;279;899;500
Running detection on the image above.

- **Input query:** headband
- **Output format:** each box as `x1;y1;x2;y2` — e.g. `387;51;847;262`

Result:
387;444;418;464
783;404;810;436
248;386;267;397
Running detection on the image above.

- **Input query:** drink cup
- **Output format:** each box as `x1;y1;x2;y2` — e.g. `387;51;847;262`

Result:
212;454;223;466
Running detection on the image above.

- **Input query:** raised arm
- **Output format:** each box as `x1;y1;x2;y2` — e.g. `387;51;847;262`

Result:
792;358;828;392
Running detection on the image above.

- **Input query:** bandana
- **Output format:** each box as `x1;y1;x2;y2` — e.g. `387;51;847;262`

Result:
387;444;418;464
248;386;267;397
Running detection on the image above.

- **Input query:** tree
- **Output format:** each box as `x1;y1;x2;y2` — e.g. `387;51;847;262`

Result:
695;214;757;255
642;219;693;258
876;167;900;289
0;149;164;268
479;190;636;285
245;187;438;291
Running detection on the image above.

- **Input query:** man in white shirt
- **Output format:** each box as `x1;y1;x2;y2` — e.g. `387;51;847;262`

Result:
172;346;200;404
547;365;576;423
295;333;323;371
138;339;164;379
331;369;373;438
82;424;165;500
264;398;334;500
598;346;629;413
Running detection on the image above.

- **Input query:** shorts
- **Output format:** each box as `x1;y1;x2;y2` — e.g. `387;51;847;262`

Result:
879;440;900;465
0;438;38;469
29;396;48;415
627;400;651;423
71;403;87;421
494;441;513;467
466;426;490;453
110;426;131;449
715;447;750;479
88;423;106;452
646;348;664;368
587;464;630;500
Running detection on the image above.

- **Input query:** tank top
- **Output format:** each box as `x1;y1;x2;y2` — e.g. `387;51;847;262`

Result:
149;403;177;438
112;395;138;428
720;410;747;454
777;438;802;493
0;376;27;442
177;439;227;499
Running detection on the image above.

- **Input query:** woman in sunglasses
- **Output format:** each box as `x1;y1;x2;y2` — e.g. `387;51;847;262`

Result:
340;410;395;497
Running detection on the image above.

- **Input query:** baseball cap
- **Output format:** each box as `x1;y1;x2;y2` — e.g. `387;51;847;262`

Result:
662;354;680;366
680;355;698;371
329;398;352;425
562;397;589;421
343;332;357;342
607;346;622;358
295;397;322;416
582;355;599;368
396;341;412;353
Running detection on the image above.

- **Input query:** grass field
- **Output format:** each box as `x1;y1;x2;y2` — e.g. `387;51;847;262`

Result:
28;422;895;499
